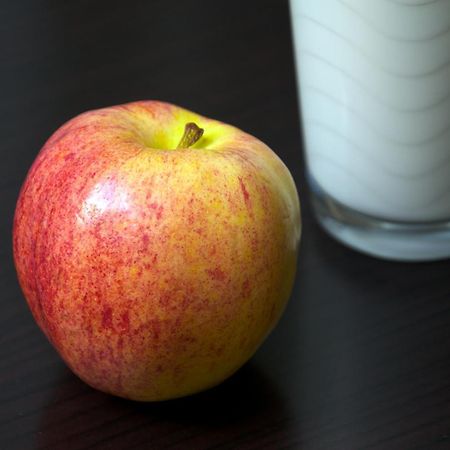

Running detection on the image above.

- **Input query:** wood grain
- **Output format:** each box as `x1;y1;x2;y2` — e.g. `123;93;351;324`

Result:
1;1;449;448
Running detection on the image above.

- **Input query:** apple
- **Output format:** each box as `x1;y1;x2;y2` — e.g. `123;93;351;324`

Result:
13;101;301;401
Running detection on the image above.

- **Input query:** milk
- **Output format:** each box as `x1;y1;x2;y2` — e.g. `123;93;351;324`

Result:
290;0;450;222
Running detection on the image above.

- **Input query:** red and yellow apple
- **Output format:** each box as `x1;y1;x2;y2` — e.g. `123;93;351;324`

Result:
13;101;301;401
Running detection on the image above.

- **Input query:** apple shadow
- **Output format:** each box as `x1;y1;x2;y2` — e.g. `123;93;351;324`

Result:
36;361;288;449
131;363;284;424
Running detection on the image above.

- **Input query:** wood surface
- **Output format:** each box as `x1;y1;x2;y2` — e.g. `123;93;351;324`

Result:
1;1;449;448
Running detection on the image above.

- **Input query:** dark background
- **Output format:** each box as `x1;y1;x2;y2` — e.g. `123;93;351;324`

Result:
1;1;450;449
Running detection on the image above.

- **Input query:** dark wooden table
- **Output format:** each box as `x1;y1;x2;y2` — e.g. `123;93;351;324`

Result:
1;1;449;449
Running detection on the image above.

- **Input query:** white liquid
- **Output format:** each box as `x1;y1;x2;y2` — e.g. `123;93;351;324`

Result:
290;0;450;222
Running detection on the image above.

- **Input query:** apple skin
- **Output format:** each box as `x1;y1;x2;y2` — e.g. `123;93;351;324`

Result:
13;101;301;401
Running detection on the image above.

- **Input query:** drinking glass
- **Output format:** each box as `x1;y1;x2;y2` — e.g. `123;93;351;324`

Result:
290;0;450;261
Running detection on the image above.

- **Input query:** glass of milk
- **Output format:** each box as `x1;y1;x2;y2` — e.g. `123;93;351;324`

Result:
290;0;450;261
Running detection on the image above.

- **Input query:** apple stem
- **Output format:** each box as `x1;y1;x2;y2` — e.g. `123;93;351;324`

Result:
176;122;204;149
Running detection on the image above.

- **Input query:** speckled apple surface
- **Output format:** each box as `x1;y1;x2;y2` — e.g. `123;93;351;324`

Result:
13;101;301;401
